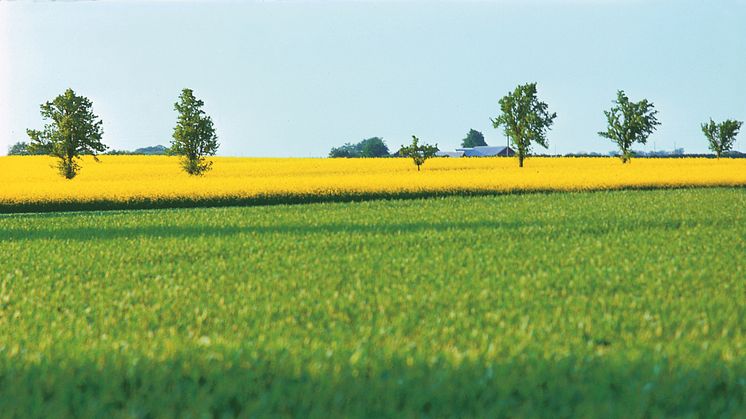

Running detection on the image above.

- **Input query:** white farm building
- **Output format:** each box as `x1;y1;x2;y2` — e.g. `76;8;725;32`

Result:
436;145;515;158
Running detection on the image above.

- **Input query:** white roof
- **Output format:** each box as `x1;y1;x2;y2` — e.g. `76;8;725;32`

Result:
455;146;511;157
435;151;465;158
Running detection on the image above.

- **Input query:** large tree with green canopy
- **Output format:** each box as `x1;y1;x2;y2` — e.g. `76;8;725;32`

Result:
701;118;742;158
598;90;660;163
491;83;556;168
170;88;219;175
26;88;107;179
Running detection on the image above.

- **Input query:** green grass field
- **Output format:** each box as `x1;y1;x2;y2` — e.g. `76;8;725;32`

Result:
1;188;744;418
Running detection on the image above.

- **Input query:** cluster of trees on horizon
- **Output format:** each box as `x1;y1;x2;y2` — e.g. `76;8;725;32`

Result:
9;83;744;178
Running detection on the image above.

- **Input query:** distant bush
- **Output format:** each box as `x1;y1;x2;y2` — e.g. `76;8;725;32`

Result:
329;143;360;158
7;141;46;156
329;137;389;158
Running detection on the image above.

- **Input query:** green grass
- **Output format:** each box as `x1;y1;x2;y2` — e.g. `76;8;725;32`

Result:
0;188;744;418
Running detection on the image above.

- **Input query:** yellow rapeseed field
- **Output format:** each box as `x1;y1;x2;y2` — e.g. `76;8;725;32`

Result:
1;156;744;210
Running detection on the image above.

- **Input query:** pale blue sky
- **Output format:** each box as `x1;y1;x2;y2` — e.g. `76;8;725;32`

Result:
2;0;745;156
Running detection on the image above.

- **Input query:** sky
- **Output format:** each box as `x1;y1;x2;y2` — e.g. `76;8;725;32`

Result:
1;0;745;157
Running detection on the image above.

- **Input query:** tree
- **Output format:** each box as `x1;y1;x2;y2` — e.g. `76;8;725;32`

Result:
491;83;556;168
26;88;107;179
701;118;742;158
461;129;487;148
359;137;390;157
598;90;660;163
7;141;46;156
399;135;438;171
170;88;219;175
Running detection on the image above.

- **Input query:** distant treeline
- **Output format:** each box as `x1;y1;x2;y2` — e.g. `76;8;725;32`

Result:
11;141;744;159
104;145;170;155
561;150;746;158
7;142;170;156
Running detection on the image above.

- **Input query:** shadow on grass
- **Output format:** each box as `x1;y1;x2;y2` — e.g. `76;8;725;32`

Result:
1;185;743;215
0;217;724;243
0;353;742;418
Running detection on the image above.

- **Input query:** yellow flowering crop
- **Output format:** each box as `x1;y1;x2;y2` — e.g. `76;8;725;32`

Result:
1;156;744;211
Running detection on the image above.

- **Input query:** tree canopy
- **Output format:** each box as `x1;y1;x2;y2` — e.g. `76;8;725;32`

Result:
328;143;358;158
170;88;219;175
26;88;107;179
491;83;556;168
399;135;438;171
598;90;660;163
461;129;487;148
701;119;742;158
359;137;390;157
329;137;389;158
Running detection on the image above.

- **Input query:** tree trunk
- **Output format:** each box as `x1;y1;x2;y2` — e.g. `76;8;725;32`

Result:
621;149;630;164
62;156;76;179
518;154;524;168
